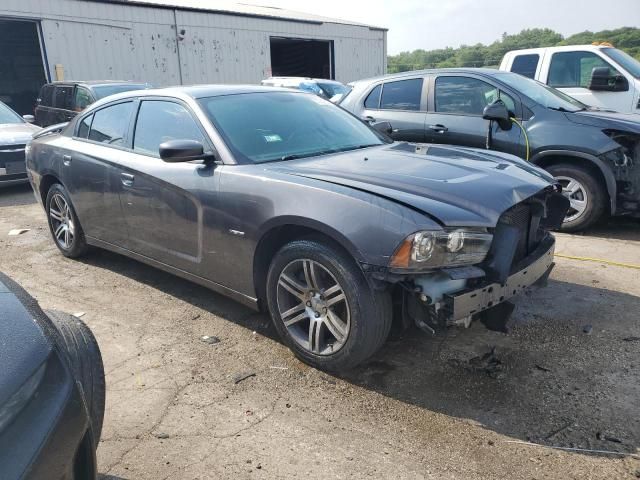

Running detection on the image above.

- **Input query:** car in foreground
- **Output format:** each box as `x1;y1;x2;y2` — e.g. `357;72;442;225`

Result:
0;272;105;479
340;68;640;231
35;80;151;127
499;44;640;115
0;101;41;187
27;85;568;371
261;77;350;102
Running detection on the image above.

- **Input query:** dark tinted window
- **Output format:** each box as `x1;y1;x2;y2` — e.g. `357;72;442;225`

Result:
133;101;206;157
364;84;382;109
53;85;74;110
92;84;149;100
380;79;422;110
435;76;509;115
548;51;619;88
510;54;539;79
77;114;92;138
88;102;133;146
74;88;93;111
39;85;54;105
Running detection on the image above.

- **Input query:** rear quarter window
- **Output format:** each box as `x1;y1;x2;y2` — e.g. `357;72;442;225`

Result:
510;54;539;79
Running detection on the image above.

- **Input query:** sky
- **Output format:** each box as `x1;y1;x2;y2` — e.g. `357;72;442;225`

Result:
249;0;640;54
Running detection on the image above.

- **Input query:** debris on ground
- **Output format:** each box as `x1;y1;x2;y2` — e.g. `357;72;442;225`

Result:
449;347;504;378
597;432;622;444
582;325;593;335
233;371;256;384
535;364;552;372
73;312;86;318
200;335;220;345
622;336;640;342
8;229;30;236
269;366;288;370
154;432;170;439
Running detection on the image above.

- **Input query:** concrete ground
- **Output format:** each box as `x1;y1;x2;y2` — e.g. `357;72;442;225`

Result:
1;183;639;479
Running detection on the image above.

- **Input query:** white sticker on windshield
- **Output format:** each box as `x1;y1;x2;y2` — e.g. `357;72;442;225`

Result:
263;134;282;143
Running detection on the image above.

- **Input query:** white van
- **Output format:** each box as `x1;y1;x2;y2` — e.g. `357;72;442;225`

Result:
500;44;640;115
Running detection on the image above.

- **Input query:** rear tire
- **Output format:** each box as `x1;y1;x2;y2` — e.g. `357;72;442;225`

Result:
45;183;88;258
266;238;392;371
546;163;607;232
46;311;105;447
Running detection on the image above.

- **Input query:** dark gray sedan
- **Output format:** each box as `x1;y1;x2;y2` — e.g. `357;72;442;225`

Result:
26;86;568;371
0;101;41;187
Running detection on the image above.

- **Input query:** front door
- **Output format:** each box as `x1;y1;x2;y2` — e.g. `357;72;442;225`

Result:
116;99;217;276
425;75;523;157
360;77;427;142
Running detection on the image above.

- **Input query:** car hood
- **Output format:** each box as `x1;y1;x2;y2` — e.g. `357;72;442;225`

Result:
0;123;41;145
565;109;640;133
0;276;52;408
269;143;555;226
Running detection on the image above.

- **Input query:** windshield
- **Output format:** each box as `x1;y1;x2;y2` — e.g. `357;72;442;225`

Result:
601;48;640;79
0;102;24;124
199;92;387;164
92;83;150;100
494;72;587;112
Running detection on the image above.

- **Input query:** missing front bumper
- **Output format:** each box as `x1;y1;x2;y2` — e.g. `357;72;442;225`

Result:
445;239;555;321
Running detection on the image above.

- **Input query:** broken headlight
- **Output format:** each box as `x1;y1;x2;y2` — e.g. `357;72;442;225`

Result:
389;229;493;271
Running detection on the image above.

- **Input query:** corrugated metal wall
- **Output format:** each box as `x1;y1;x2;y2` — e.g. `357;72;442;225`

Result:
0;0;386;85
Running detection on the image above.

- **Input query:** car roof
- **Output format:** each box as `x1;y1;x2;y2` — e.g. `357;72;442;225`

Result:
44;80;148;88
350;67;503;85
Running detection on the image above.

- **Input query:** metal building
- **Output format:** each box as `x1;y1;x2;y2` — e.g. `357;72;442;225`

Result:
0;0;387;114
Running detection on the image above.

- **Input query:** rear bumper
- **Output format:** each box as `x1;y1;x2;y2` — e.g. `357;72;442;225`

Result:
445;236;555;321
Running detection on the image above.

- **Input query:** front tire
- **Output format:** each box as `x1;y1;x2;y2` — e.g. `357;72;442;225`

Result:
546;163;607;232
45;183;88;258
266;238;392;371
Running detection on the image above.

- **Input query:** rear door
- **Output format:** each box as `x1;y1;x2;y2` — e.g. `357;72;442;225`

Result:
51;84;76;125
424;74;523;156
115;98;217;276
360;77;427;142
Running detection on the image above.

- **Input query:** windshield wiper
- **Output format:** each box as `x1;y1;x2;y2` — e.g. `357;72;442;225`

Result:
548;106;583;113
279;144;379;161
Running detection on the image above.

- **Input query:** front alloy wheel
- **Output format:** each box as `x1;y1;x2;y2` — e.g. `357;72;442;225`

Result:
277;259;350;355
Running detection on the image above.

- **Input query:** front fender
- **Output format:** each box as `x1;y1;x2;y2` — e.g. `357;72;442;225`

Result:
531;149;617;213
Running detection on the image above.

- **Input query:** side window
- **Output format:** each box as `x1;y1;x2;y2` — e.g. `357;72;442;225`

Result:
77;114;93;139
53;86;74;110
74;88;93;112
548;51;620;88
380;78;423;111
510;54;539;79
133;101;206;157
435;76;507;116
364;84;382;109
88;102;134;146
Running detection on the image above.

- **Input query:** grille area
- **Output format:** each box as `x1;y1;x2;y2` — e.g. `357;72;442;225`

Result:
0;145;26;173
498;202;533;264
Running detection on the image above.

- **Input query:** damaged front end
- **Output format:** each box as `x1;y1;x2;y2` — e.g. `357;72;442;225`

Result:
382;186;569;334
601;130;640;214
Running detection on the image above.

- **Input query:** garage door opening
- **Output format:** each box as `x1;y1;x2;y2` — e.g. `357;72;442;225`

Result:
0;19;48;115
270;37;334;79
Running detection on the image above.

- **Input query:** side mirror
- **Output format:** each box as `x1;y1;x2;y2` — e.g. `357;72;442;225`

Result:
159;139;211;163
482;101;512;131
371;121;393;135
22;114;35;123
589;67;629;92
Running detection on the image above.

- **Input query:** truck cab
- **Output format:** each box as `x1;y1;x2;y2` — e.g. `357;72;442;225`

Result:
500;44;640;115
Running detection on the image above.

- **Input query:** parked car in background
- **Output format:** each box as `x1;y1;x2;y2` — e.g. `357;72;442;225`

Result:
27;85;567;371
500;44;640;115
0;101;41;187
35;80;151;127
261;77;350;102
340;68;640;231
0;272;105;479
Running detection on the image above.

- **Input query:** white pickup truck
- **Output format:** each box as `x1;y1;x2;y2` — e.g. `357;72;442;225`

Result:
500;44;640;115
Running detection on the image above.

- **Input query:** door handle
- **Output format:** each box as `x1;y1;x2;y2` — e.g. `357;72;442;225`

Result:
62;154;72;166
121;173;134;187
364;115;376;123
428;124;448;133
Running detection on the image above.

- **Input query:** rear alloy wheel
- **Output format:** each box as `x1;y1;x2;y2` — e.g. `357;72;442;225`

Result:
46;184;88;258
546;163;607;232
266;238;391;371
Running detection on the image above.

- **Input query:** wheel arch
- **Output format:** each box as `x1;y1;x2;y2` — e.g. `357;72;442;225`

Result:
39;172;63;206
252;217;364;309
531;150;616;214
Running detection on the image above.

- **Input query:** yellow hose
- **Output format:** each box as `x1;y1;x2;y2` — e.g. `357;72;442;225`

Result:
510;117;530;161
554;253;640;270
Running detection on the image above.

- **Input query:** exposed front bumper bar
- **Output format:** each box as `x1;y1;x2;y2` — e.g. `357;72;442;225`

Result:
445;239;555;321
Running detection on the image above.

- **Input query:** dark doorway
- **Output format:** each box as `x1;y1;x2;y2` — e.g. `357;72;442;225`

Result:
269;37;333;79
0;19;48;115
